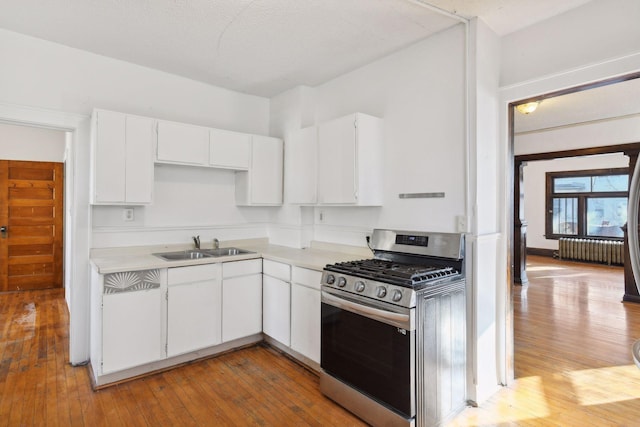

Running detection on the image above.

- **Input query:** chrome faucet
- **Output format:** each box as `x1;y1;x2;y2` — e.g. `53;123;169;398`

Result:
192;235;200;249
213;238;219;249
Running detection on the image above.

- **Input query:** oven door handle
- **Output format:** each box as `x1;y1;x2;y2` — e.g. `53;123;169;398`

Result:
322;290;413;330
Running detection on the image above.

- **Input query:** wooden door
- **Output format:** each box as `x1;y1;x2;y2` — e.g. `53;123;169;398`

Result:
0;160;64;291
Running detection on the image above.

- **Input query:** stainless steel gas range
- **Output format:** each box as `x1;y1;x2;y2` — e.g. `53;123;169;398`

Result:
320;229;467;427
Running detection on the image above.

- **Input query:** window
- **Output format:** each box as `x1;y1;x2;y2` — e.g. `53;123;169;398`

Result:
546;168;628;239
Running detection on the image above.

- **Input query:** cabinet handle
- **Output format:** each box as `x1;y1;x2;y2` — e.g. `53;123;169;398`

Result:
0;225;6;238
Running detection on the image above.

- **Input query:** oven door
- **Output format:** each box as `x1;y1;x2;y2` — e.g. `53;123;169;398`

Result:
321;287;415;419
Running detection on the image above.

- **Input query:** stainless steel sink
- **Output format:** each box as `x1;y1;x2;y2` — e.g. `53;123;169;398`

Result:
152;250;214;261
153;247;254;261
199;247;254;257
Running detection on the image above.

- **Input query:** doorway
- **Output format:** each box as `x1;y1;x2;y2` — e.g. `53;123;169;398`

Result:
0;160;64;291
506;71;640;384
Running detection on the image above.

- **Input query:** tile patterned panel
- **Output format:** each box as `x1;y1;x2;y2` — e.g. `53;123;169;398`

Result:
104;269;161;294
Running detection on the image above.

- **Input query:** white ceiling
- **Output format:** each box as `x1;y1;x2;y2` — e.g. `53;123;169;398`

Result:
0;0;594;97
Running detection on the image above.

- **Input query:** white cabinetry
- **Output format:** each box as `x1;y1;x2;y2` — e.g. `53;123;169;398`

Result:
317;113;383;205
222;259;263;342
209;128;250;170
262;259;291;346
290;267;322;363
235;136;283;206
285;126;317;204
91;109;155;204
167;264;221;357
97;269;164;374
156;120;209;166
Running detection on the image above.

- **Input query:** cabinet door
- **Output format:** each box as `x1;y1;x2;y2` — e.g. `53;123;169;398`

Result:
317;115;357;204
285;126;317;204
291;284;321;363
156;120;209;165
125;115;155;203
93;110;126;203
167;280;221;357
262;275;290;346
236;136;283;205
209;128;250;169
222;274;262;342
102;289;163;374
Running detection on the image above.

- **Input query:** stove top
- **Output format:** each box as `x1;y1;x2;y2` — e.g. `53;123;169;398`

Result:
324;258;460;287
321;230;465;308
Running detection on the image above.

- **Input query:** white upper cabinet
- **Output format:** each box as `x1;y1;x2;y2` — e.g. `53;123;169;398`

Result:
156;120;209;166
209;128;250;170
235;135;283;206
284;126;317;204
91;109;154;205
317;113;384;206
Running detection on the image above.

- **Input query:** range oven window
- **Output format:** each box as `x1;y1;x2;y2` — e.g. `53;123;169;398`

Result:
321;303;413;418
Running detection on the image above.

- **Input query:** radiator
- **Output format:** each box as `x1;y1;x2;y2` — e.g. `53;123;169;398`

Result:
558;237;624;266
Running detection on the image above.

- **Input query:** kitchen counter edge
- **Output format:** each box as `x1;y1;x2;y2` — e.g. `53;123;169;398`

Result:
90;243;368;275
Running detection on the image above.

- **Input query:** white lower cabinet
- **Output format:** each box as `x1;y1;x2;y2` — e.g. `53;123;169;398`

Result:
167;264;221;357
222;259;263;342
92;254;327;384
262;275;291;346
262;259;291;346
102;288;164;374
290;267;322;363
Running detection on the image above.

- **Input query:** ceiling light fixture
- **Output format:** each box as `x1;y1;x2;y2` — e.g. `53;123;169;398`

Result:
516;101;540;114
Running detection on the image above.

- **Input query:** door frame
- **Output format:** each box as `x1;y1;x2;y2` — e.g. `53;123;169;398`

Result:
0;103;90;365
498;55;640;385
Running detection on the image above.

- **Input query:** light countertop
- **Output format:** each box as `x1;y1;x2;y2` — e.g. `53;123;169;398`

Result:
90;240;370;274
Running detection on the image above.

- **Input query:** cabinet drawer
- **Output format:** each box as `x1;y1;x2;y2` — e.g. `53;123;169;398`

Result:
168;264;219;285
263;259;291;281
222;259;262;278
291;267;322;291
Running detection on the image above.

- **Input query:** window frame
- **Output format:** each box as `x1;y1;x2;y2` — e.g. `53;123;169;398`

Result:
545;167;628;240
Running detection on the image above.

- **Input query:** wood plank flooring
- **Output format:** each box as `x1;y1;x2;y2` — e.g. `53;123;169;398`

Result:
0;289;365;426
2;256;640;426
451;255;640;426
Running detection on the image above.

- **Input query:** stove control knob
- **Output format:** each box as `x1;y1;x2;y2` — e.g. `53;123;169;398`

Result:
376;286;387;298
326;274;335;285
392;290;403;302
337;277;347;288
355;281;366;293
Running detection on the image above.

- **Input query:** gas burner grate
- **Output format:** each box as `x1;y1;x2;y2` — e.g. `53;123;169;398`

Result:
325;258;460;287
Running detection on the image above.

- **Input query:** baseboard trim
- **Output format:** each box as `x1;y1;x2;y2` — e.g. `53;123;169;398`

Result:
623;294;640;304
526;247;555;258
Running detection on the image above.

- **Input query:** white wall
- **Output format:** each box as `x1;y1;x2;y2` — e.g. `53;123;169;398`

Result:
467;18;503;404
515;115;640;156
0;28;278;249
0;28;269;134
0;122;66;161
524;154;629;250
501;0;640;87
315;25;465;243
0;27;273;363
283;24;468;247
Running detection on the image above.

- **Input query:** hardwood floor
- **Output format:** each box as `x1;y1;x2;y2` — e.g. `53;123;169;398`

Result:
451;255;640;426
2;256;639;426
0;289;365;426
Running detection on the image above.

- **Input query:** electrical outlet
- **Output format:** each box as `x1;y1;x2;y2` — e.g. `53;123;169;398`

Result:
456;215;467;232
122;208;134;222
